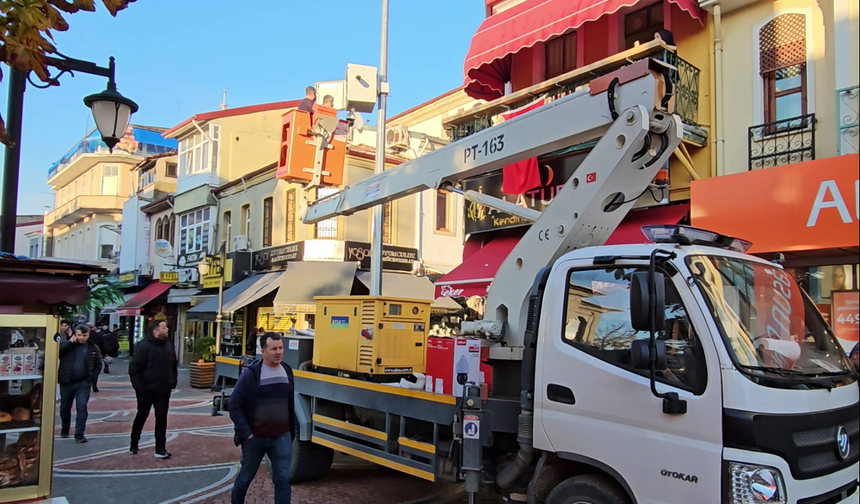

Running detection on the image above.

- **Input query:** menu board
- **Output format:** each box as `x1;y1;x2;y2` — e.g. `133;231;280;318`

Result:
831;290;859;344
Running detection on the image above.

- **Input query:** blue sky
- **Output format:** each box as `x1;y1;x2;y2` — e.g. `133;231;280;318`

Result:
0;0;485;215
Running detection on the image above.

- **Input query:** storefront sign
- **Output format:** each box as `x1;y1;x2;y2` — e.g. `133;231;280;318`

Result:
159;271;179;284
154;239;173;259
200;257;223;289
252;242;305;271
691;154;859;253
304;240;345;262
832;290;860;343
344;241;418;272
116;271;141;289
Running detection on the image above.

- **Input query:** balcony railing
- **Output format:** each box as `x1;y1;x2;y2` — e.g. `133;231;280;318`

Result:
748;113;816;171
443;39;701;142
836;85;859;155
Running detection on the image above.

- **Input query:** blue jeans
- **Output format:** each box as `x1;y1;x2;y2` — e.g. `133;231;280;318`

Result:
231;434;292;504
59;380;91;437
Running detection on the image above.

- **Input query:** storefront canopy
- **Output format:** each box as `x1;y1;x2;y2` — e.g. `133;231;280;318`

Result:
187;271;286;322
115;282;172;317
355;271;435;301
167;288;200;304
463;0;706;100
436;203;689;297
273;262;359;313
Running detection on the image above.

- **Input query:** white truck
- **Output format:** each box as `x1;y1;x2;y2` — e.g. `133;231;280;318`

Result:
287;58;859;504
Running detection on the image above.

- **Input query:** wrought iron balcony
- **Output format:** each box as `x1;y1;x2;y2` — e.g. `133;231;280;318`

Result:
748;113;816;170
443;39;703;143
836;85;859;155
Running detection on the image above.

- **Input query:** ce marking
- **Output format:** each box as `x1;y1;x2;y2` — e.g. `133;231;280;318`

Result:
537;229;551;241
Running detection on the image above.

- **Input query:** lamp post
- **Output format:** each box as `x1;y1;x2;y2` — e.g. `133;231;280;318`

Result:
1;54;139;253
370;0;390;296
197;255;224;355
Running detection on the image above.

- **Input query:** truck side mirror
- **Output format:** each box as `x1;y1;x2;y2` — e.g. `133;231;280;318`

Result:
631;339;667;370
630;271;665;332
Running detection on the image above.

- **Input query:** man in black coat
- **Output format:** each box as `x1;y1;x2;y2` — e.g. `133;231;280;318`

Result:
58;325;103;443
128;320;178;459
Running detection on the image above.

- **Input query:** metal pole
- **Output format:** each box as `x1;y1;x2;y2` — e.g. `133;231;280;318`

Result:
0;68;27;254
370;0;389;296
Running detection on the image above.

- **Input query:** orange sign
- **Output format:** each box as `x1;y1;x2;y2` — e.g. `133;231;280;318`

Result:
691;154;859;254
832;290;859;343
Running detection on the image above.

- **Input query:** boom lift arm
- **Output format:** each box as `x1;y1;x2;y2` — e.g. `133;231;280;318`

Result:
302;59;684;360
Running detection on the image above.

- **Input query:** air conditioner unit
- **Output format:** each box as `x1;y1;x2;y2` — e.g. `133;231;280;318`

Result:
140;262;154;278
233;235;250;251
385;125;410;151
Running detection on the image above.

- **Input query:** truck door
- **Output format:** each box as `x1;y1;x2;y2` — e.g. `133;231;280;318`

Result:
533;260;723;504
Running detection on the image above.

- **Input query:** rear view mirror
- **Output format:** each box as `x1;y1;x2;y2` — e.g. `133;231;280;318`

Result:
631;339;667;370
630;271;665;332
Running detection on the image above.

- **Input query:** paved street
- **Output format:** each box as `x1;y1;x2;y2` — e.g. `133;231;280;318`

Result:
50;358;470;504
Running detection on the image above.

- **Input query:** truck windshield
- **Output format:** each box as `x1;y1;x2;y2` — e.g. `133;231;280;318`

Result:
686;255;853;388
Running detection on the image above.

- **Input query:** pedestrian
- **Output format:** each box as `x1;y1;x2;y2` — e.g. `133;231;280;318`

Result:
53;320;73;343
128;320;178;459
849;343;859;374
88;326;106;392
103;326;119;361
57;325;102;443
229;333;297;504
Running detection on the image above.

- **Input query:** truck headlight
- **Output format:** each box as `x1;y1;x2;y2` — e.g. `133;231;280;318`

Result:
728;463;786;504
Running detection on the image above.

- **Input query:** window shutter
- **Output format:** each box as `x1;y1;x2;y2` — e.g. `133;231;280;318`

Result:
759;14;806;74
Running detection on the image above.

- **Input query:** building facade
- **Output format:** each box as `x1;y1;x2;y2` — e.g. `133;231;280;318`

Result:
13;216;44;259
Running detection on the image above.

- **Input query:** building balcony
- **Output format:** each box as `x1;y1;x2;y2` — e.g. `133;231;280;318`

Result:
836;85;859;155
45;195;125;229
443;40;704;144
47;149;142;189
748;113;816;171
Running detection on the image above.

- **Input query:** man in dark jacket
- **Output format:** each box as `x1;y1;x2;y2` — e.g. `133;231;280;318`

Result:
58;325;102;443
229;333;297;504
128;320;178;459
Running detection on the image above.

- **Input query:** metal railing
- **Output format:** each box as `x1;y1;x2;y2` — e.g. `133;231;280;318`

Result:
748;113;816;170
836;85;859;155
445;43;701;142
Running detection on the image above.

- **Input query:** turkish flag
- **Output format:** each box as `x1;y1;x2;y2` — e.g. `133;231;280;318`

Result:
586;172;597;184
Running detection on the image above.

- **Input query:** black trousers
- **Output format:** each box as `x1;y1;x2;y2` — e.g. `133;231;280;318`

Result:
130;390;171;451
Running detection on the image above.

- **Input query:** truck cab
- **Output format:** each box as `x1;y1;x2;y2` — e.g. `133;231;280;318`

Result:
532;226;859;504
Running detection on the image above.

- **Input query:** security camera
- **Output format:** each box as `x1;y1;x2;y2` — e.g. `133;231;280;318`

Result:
346;111;356;127
456;354;470;386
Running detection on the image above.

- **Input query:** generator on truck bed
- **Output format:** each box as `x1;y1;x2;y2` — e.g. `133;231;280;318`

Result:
277;59;859;504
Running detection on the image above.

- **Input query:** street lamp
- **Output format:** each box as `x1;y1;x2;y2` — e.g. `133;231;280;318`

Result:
0;54;139;253
197;256;224;355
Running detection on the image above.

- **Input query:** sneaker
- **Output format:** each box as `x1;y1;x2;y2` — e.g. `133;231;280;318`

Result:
154;450;171;459
74;436;87;443
60;431;69;439
129;447;139;455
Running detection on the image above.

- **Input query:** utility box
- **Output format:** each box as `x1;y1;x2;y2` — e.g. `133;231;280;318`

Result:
282;335;313;370
345;64;378;114
313;296;430;379
276;109;346;186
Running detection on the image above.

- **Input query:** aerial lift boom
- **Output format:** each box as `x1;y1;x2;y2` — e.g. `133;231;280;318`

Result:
302;59;684;360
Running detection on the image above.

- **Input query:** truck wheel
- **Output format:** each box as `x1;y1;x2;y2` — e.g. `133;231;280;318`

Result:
545;474;630;504
289;438;334;483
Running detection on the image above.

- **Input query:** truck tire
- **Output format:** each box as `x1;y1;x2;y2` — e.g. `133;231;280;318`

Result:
545;474;630;504
289;438;334;484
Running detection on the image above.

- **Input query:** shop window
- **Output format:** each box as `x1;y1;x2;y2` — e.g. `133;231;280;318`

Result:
759;14;808;125
545;31;577;80
562;266;707;394
286;189;297;243
624;2;664;49
262;197;273;248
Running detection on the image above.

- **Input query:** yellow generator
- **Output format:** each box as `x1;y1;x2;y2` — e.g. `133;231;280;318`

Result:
313;296;430;379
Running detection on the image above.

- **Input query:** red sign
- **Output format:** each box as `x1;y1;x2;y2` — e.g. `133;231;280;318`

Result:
831;291;860;343
753;266;805;368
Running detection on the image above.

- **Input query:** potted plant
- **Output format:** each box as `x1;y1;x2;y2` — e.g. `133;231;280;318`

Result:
189;337;216;389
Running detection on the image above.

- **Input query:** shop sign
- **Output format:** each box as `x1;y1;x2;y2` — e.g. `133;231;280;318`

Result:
831;290;859;344
159;271;179;284
154;239;173;259
344;241;418;272
200;257;223;289
252;242;304;271
116;271;140;289
304;240;345;262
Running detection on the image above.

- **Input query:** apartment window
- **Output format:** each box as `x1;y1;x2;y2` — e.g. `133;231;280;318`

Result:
140;168;156;188
262;197;273;248
155;218;163;240
624;2;664;49
382;202;393;245
28;238;40;259
165;162;177;178
162;218;170;244
286;189;297;243
179;124;220;176
100;244;113;260
759;14;808;124
241;204;251;238
169;215;175;247
179;208;211;255
314;188;338;239
435;190;453;233
101;165;119;195
545;31;577;80
223;211;233;252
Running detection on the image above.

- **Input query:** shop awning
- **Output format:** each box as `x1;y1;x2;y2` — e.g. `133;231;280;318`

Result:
273;262;358;313
167;288;200;304
187;271;285;322
355;271;435;301
115;282;172;317
435;204;689;297
463;0;706;100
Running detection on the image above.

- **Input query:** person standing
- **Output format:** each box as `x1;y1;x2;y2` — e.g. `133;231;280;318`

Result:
297;86;316;118
53;320;73;343
57;325;102;443
229;333;297;504
128;320;178;459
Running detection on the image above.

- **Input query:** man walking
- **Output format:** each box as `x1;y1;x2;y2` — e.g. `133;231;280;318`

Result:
128;320;178;459
229;333;296;504
58;325;102;443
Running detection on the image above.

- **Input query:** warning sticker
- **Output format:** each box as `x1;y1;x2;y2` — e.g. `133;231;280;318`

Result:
463;414;480;440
